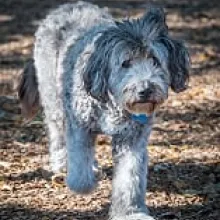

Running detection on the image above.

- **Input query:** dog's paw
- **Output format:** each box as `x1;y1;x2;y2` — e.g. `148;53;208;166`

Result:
66;171;97;194
110;213;156;220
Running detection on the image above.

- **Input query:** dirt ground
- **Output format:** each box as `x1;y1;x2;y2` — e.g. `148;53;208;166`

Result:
0;0;220;220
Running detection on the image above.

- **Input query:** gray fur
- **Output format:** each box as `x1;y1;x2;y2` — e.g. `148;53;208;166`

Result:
18;1;190;219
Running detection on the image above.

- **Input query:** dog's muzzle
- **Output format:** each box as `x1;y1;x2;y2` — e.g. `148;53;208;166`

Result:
125;83;166;115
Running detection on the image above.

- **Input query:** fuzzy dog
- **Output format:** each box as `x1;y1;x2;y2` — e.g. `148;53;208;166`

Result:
18;2;189;219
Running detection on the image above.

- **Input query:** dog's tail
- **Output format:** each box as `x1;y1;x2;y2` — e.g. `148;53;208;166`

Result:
18;59;40;119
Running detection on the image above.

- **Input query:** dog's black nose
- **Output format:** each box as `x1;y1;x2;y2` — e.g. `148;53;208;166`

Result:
139;87;154;101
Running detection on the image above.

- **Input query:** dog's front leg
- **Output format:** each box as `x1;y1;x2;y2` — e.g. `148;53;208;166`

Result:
65;124;97;194
110;124;155;220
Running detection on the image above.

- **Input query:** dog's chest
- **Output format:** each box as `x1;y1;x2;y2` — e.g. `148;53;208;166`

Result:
97;110;129;135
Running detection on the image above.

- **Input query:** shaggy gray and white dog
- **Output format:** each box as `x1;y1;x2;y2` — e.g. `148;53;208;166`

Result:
18;2;189;220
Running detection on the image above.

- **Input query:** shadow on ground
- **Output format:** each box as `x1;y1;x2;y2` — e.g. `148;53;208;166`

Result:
1;200;219;220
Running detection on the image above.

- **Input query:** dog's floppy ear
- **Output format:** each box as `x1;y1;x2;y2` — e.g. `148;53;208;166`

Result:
141;6;168;38
83;41;110;102
83;30;115;102
161;37;190;92
142;7;189;92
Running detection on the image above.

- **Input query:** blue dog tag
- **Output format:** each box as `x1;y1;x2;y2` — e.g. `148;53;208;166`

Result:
131;114;148;124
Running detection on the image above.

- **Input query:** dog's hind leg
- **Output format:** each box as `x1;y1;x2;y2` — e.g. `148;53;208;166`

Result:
65;123;97;194
36;65;66;173
36;73;67;173
33;29;67;173
18;56;66;173
45;118;66;173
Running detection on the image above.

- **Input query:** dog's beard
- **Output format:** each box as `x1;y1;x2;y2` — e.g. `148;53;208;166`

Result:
122;84;167;115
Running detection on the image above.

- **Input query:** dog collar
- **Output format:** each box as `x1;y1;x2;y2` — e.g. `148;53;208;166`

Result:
131;114;148;124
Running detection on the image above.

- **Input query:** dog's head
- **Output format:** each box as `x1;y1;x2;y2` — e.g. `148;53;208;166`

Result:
83;7;190;115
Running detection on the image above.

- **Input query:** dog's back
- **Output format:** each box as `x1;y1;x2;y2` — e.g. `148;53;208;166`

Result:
19;1;112;119
35;2;112;57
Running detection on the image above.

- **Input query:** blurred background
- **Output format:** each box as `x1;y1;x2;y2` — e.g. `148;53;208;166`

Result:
0;0;219;220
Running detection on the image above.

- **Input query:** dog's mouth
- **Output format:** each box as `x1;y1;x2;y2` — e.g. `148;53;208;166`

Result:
125;100;163;115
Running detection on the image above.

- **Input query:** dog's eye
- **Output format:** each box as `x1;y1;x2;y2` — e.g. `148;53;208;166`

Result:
122;59;132;68
150;55;160;66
